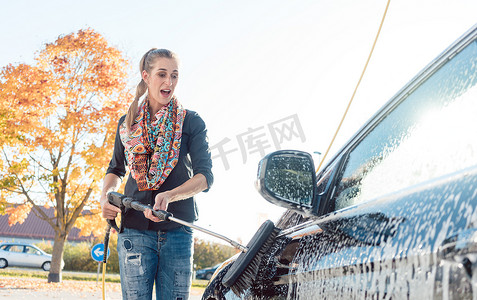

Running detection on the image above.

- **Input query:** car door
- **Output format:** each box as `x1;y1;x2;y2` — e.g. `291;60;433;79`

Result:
4;245;26;266
268;25;477;299
22;245;43;268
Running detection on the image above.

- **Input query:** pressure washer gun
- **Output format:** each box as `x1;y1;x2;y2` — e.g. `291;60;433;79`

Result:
106;191;247;252
107;191;172;228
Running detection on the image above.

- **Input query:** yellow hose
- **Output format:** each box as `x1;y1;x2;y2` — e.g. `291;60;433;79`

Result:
316;0;391;172
102;262;107;300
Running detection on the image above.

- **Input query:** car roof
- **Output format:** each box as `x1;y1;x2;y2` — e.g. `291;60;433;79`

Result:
0;242;38;247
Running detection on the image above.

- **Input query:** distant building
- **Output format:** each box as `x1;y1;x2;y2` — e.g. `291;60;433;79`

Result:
0;206;94;244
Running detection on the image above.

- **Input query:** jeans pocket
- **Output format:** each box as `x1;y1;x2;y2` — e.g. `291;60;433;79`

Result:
180;225;194;235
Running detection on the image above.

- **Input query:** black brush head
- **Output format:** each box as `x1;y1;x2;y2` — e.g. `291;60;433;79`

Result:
222;220;280;296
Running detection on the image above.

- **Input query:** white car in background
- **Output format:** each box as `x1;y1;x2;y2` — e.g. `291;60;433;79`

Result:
0;242;63;271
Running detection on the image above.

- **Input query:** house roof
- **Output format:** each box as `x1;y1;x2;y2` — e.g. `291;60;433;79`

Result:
0;206;94;242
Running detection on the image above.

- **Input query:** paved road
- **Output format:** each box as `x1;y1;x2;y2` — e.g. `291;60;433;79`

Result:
0;268;205;299
0;288;204;299
0;277;204;300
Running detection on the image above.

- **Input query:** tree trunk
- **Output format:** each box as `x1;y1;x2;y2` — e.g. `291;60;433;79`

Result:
48;232;67;283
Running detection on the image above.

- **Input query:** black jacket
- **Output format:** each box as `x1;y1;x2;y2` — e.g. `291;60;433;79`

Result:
106;109;213;231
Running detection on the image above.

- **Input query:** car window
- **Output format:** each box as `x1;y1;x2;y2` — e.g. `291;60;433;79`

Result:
334;40;477;211
8;245;24;253
0;245;7;250
24;246;39;254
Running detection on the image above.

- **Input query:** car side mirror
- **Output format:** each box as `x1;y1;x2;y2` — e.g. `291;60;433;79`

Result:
256;150;316;215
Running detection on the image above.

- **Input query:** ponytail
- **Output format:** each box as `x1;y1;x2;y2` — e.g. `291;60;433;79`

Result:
125;80;147;131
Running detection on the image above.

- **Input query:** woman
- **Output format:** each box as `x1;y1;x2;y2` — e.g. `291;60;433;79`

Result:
100;48;213;300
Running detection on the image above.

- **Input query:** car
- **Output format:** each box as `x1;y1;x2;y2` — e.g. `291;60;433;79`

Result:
196;264;221;280
0;243;63;271
202;23;477;299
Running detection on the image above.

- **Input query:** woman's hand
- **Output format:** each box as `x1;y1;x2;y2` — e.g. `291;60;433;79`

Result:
144;191;174;222
143;175;207;222
100;194;122;220
100;173;122;220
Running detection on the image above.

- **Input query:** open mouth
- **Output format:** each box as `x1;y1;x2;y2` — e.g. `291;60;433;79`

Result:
161;89;171;97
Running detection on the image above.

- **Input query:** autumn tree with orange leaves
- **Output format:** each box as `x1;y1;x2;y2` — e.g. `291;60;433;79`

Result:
0;28;131;282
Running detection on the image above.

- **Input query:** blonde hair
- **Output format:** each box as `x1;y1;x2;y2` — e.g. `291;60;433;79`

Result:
125;48;179;131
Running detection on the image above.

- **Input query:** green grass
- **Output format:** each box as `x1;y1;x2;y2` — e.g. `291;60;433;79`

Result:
193;279;209;288
0;268;209;288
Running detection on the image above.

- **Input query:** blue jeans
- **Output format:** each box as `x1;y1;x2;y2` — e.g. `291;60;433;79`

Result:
117;226;194;300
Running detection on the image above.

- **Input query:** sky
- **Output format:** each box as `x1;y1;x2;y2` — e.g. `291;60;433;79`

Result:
1;0;476;244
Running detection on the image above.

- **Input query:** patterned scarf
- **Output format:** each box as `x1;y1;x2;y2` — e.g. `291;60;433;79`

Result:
120;97;186;191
